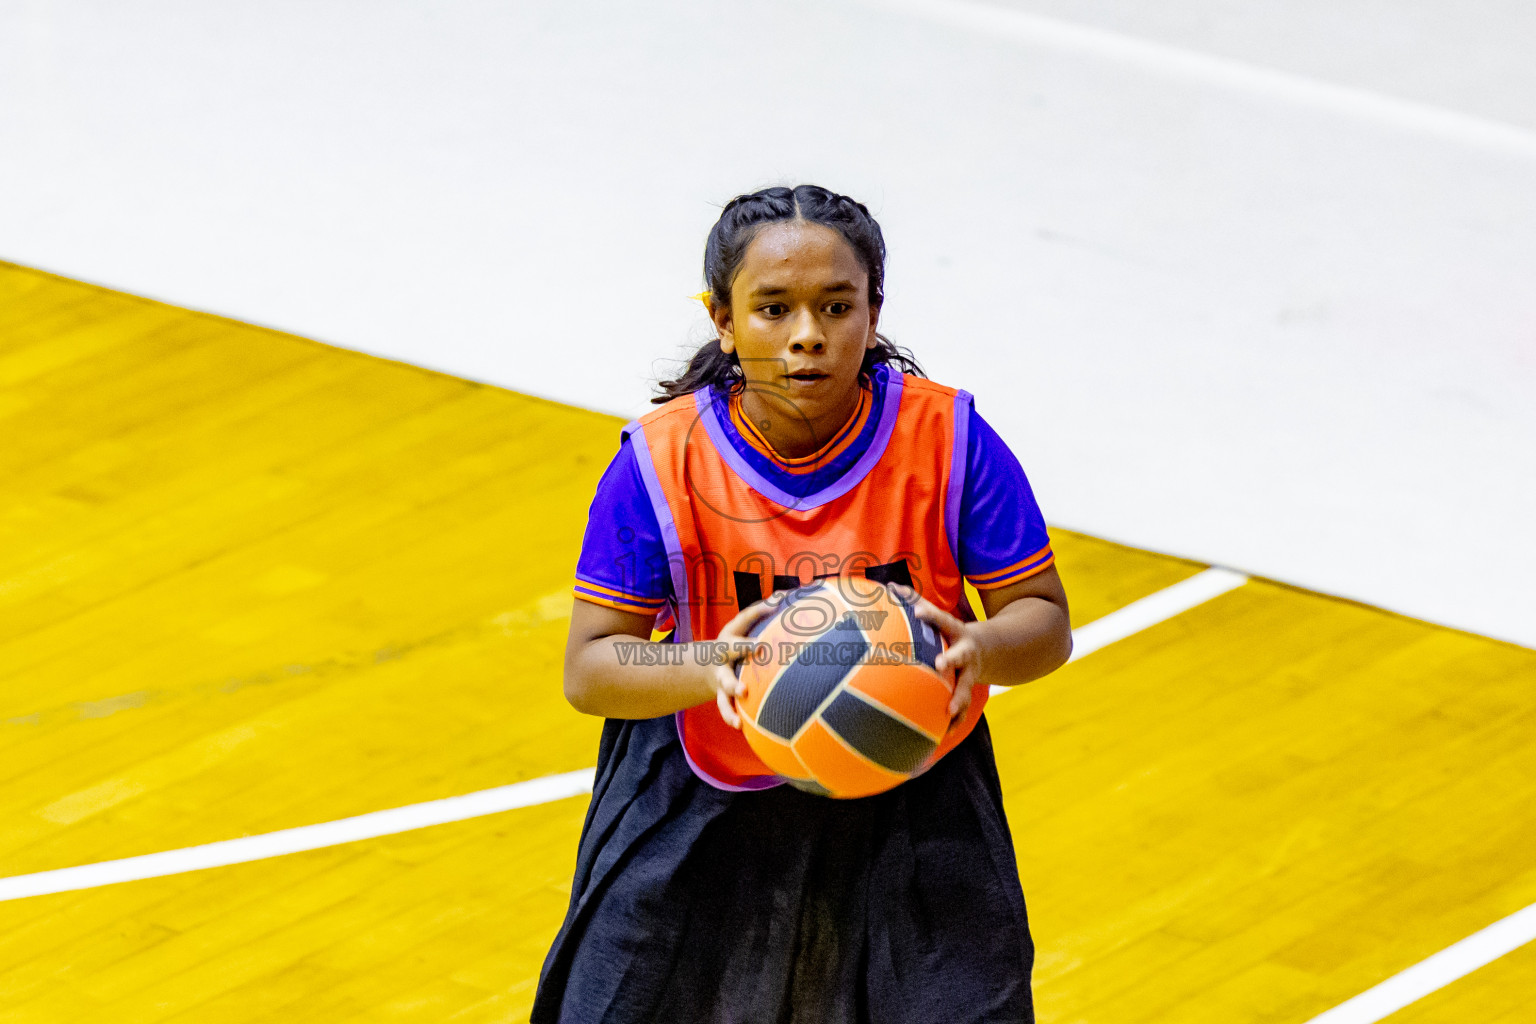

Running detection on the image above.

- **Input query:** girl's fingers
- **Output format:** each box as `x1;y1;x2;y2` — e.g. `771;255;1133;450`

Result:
717;594;781;642
888;583;966;643
934;636;981;715
886;583;984;704
948;678;973;719
714;664;744;698
918;604;968;644
717;687;742;729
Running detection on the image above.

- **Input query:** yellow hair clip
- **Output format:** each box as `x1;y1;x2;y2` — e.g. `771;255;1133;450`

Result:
693;290;712;309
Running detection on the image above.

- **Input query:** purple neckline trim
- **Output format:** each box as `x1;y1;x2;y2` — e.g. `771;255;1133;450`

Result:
694;366;905;512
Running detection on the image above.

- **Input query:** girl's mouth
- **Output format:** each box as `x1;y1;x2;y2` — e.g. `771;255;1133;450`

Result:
785;370;827;384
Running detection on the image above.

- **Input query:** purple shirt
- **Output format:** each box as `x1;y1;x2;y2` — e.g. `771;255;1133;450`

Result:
574;374;1052;615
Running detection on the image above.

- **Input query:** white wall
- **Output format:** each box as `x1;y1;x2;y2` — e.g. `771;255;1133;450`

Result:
991;0;1536;131
3;0;1533;646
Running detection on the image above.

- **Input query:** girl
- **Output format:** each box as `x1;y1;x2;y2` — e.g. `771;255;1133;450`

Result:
532;185;1071;1024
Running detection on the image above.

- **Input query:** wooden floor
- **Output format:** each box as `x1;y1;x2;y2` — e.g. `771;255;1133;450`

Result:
2;262;1533;1022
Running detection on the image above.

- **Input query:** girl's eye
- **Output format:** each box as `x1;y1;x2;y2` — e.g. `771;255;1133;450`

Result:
826;302;851;315
761;304;787;317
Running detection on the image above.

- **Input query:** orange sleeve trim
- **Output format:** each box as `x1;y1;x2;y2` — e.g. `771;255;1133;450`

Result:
575;577;664;604
968;550;1055;590
574;590;665;615
967;545;1053;583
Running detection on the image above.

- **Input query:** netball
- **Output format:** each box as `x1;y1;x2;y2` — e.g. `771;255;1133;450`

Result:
735;579;955;798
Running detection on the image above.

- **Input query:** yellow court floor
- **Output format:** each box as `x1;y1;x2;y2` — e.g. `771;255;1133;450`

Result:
2;262;1534;1023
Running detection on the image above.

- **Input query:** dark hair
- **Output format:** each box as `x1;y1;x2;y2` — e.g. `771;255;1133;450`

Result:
654;184;924;403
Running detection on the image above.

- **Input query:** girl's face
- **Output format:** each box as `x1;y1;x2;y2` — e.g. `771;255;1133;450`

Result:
711;221;880;455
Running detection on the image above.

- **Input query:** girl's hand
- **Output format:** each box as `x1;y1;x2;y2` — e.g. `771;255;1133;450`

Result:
889;584;984;721
709;595;781;730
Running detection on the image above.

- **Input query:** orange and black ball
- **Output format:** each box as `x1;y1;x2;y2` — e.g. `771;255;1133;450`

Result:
735;578;952;798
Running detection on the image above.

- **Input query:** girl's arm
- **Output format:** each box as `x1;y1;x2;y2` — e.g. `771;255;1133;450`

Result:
903;564;1073;718
562;598;774;725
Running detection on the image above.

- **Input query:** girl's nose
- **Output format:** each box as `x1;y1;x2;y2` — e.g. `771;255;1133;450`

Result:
788;311;825;352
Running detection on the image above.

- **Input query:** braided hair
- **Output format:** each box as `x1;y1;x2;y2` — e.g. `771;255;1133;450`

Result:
654;185;924;403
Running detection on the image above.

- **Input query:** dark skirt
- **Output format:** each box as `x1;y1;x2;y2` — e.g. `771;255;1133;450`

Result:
530;714;1035;1024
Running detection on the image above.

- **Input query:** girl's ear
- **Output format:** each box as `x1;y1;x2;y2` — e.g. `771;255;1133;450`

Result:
866;303;881;349
711;297;737;354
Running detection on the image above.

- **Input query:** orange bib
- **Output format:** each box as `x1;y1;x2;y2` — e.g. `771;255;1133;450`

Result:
624;366;985;790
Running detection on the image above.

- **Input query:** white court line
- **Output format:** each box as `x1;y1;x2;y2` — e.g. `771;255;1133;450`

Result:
864;0;1536;161
991;562;1536;1019
0;566;1521;1019
1302;903;1536;1024
1065;566;1248;663
0;567;1247;905
0;769;595;904
989;564;1249;696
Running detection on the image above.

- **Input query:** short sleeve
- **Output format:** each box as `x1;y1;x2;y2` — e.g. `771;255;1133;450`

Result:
957;407;1054;589
573;438;672;615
